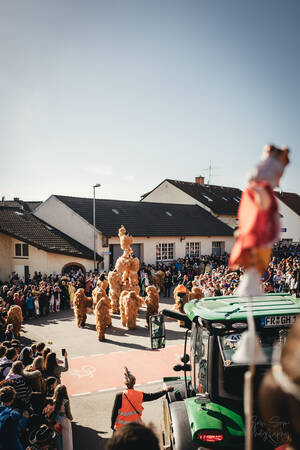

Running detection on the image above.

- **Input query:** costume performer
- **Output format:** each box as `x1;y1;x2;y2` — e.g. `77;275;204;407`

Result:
108;270;123;314
173;284;189;325
229;144;289;295
95;293;111;341
73;288;92;328
119;291;143;330
144;285;160;326
189;285;203;301
7;305;23;339
111;367;173;430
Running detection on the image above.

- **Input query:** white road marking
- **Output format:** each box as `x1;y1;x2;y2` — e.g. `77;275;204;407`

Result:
72;392;91;397
147;380;161;384
98;387;119;393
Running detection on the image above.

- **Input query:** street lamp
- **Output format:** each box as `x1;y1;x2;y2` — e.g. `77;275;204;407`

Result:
93;183;101;272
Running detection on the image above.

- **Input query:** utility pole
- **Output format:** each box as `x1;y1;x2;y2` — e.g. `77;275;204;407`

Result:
93;183;101;273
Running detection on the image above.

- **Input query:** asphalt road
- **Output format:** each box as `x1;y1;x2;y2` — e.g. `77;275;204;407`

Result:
21;295;186;450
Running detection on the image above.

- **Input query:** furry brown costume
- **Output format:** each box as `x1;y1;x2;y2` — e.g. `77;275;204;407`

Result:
151;274;160;290
115;225;139;282
144;285;160;326
156;270;165;291
95;293;112;341
119;290;143;330
189;286;203;301
7;305;23;339
173;285;190;326
92;280;109;309
115;255;140;283
73;288;92;328
108;270;123;314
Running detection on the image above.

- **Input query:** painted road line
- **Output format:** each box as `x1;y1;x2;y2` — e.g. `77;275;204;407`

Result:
98;387;119;393
146;380;161;384
72;356;85;359
72;392;91;397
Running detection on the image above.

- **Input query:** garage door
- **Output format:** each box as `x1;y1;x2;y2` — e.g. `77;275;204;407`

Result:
110;244;142;267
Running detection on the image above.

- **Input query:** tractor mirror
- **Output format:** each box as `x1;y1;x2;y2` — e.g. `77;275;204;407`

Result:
150;314;166;349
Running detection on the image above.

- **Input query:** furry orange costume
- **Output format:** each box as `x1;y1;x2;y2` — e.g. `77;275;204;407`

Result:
173;285;190;326
7;305;23;339
144;285;160;326
73;288;92;328
189;286;203;301
92;279;109;309
115;225;140;282
108;270;123;314
119;290;143;330
95;293;112;341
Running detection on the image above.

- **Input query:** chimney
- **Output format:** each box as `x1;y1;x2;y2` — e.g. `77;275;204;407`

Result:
14;197;20;202
195;176;205;186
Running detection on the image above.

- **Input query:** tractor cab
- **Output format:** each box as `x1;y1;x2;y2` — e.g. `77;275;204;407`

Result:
161;293;300;450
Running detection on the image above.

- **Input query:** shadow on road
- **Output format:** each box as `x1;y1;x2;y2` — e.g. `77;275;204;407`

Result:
23;309;75;327
73;422;108;450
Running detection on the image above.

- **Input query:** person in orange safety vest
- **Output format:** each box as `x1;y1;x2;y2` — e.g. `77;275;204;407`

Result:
111;367;173;431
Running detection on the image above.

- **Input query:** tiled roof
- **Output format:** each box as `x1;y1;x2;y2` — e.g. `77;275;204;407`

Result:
275;191;300;217
0;207;102;260
1;200;42;213
164;179;242;215
55;195;233;237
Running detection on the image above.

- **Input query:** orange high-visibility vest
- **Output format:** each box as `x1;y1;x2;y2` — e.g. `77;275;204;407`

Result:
114;389;144;429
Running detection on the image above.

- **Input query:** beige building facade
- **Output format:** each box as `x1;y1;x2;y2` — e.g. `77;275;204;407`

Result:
0;231;95;281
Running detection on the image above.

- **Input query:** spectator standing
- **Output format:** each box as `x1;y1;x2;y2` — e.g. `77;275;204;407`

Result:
52;384;73;450
44;351;69;383
5;361;31;406
163;270;172;297
25;291;35;319
106;422;160;450
0;386;23;450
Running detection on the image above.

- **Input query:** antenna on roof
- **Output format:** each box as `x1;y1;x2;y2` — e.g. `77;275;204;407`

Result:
200;161;215;185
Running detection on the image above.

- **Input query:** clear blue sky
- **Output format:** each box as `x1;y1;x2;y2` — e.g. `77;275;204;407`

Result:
1;0;299;201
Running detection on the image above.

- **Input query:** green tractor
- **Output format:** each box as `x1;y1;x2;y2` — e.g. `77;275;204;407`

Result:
161;293;300;449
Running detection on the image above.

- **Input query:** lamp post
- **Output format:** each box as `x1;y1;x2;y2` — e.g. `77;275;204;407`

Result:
93;183;101;273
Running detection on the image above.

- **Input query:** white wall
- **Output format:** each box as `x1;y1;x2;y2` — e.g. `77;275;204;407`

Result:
106;235;234;269
215;215;237;229
142;181;238;228
0;233;94;281
34;196;102;254
278;199;300;242
141;181;211;213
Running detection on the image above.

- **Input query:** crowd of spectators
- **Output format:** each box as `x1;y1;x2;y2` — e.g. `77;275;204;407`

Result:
0;335;71;449
0;245;298;449
0;245;299;330
140;252;299;298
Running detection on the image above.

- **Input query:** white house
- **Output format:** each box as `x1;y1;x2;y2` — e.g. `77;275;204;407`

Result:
34;195;235;271
140;177;241;229
275;191;300;242
141;177;300;242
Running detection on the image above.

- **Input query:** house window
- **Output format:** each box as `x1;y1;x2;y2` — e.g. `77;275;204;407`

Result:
102;236;109;247
186;242;201;258
156;243;174;262
212;241;225;256
15;243;29;258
